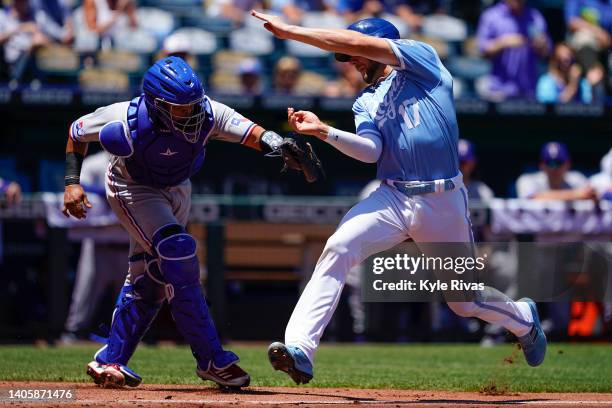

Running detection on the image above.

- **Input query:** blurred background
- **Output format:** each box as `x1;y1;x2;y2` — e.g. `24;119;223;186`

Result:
0;0;610;347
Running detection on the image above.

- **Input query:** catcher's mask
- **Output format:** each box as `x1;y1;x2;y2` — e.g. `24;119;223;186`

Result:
143;56;206;143
153;96;206;144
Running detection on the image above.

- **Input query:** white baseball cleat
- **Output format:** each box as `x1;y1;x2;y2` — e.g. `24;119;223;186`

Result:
86;361;142;388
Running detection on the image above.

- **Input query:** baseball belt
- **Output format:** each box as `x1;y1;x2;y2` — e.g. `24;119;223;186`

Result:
386;174;462;197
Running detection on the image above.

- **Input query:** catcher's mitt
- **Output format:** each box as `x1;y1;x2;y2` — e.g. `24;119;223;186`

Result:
278;135;325;183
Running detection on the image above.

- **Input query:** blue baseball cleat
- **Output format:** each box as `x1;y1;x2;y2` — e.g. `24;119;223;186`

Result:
517;298;547;367
268;342;313;385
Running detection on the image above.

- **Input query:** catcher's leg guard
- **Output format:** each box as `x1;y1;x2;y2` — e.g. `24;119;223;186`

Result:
153;224;239;370
93;253;165;385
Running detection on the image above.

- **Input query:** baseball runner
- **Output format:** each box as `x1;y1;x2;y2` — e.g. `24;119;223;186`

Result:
251;12;547;384
62;56;322;389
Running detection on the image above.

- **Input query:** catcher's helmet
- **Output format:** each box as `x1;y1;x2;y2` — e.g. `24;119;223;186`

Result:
335;18;400;62
142;56;206;143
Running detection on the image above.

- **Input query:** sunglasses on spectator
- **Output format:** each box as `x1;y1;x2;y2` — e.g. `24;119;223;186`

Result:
543;159;567;168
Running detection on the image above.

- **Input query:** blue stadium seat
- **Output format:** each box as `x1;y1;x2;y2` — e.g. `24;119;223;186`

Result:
445;56;491;81
181;12;234;35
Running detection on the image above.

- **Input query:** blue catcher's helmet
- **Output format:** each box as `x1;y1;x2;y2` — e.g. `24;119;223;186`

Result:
142;56;206;143
335;18;400;62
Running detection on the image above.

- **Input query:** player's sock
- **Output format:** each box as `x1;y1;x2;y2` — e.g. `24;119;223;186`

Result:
95;253;165;366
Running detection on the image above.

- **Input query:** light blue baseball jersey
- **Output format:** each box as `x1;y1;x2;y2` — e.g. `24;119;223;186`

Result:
353;39;459;182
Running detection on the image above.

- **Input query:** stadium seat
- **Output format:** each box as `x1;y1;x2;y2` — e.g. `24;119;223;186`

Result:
144;0;201;15
170;27;218;55
445;56;491;81
34;45;80;84
209;70;242;95
229;27;274;56
422;15;468;42
181;12;234;35
79;68;130;92
96;50;146;74
301;11;344;29
136;7;176;41
113;28;159;54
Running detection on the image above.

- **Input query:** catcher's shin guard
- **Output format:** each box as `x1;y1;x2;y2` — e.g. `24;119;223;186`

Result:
95;253;165;367
153;224;239;370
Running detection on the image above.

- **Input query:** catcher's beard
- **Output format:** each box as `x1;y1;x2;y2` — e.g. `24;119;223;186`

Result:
363;60;387;84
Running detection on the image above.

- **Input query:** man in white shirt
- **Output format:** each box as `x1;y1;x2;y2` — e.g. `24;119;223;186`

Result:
516;141;594;200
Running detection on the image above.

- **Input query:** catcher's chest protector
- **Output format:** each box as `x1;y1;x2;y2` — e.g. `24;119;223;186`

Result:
125;96;214;188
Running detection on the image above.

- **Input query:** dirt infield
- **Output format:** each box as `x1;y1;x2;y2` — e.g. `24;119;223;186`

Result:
2;382;612;408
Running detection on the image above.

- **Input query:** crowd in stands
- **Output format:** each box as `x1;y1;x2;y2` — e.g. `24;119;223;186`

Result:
0;0;610;102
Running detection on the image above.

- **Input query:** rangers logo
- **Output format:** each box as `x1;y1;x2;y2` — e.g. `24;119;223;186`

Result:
75;120;85;137
230;116;249;127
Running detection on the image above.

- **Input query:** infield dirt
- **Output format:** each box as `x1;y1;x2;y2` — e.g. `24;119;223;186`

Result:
2;382;612;408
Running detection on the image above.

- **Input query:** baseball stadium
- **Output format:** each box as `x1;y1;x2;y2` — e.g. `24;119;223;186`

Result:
0;0;611;407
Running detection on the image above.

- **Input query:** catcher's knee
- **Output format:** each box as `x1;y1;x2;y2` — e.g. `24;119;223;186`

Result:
447;301;478;318
152;224;199;287
127;253;166;304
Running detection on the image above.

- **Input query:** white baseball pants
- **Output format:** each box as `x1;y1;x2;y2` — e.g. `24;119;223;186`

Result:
285;177;534;363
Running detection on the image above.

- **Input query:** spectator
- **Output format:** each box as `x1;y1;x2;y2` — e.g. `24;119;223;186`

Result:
207;0;263;27
394;0;441;33
476;0;551;101
0;0;50;81
161;31;198;69
516;141;595;200
237;57;263;95
83;0;137;48
565;0;611;96
0;177;21;266
335;0;386;21
270;0;335;24
536;42;593;104
32;0;74;45
590;147;612;200
273;56;301;94
324;60;367;97
458;139;494;202
0;177;22;205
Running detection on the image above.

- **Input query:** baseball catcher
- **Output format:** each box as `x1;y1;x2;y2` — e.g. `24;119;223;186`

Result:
62;56;322;389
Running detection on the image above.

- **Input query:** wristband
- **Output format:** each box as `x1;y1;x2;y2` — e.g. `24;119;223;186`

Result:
65;152;84;186
260;130;284;153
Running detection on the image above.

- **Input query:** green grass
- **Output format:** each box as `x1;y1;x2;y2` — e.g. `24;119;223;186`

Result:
0;343;610;392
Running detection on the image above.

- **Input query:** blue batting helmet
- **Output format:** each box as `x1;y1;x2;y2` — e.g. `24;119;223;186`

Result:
142;56;206;143
335;18;400;62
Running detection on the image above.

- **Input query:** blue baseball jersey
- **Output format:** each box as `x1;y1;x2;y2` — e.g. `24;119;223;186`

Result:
353;39;459;182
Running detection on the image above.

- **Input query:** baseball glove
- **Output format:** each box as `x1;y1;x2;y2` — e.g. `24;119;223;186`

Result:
279;135;325;183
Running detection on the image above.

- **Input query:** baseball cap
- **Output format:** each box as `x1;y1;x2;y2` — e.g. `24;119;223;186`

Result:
540;141;569;167
237;58;262;76
163;33;191;56
458;139;475;162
